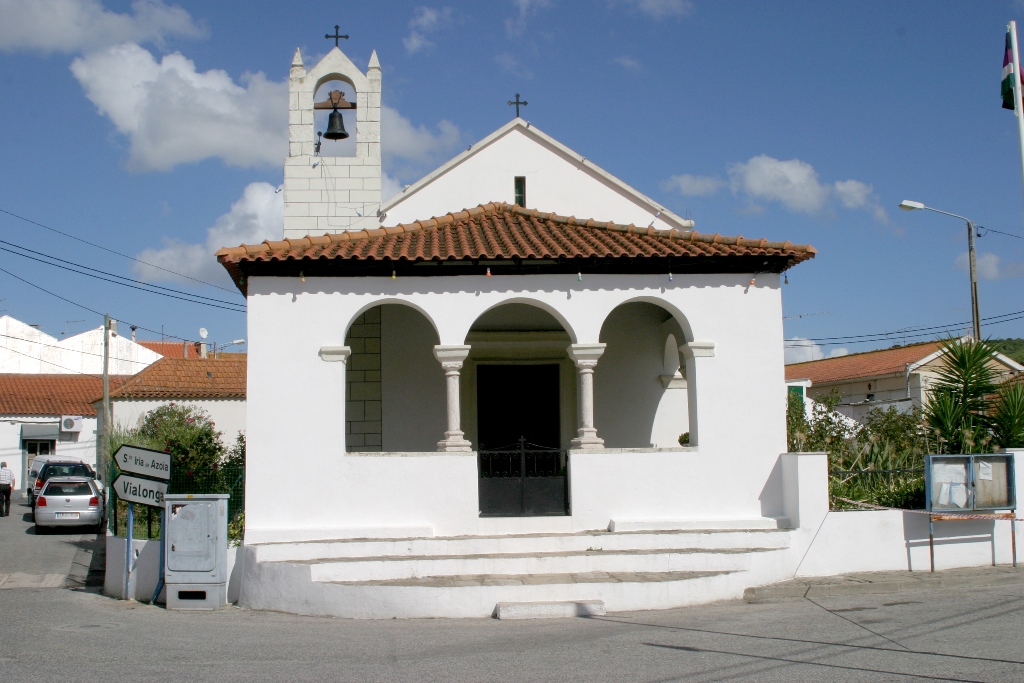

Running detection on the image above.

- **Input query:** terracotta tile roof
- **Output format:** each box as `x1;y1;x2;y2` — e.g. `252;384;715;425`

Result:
785;341;945;384
0;374;130;417
107;357;246;400
136;340;204;359
216;202;816;292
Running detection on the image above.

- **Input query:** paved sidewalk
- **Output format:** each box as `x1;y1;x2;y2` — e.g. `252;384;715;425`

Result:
745;565;1024;601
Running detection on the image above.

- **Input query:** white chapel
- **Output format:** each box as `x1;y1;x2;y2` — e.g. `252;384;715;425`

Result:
218;44;827;619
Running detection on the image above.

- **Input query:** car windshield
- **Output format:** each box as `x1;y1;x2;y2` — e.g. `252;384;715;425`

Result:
41;464;90;479
43;482;93;496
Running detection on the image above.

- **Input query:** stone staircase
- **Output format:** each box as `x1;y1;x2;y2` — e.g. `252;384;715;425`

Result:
239;525;796;619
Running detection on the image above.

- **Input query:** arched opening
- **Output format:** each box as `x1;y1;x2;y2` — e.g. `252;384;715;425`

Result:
344;303;443;452
313;79;357;158
464;302;575;516
595;302;691;448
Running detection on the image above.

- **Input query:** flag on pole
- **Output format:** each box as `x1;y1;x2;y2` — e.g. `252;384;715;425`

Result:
1004;31;1019;109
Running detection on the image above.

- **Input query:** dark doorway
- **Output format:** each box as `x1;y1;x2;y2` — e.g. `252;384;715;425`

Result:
476;364;568;516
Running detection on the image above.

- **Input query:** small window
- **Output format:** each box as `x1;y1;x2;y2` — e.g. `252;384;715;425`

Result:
866;394;875;401
514;176;526;207
867;383;872;391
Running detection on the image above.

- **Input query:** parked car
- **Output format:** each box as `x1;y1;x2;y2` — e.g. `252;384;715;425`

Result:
26;454;62;506
31;460;94;508
33;476;104;533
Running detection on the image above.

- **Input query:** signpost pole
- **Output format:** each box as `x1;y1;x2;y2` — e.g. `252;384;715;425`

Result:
151;508;166;604
123;502;134;600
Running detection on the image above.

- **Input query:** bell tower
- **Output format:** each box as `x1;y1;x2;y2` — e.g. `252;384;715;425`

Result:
284;45;382;237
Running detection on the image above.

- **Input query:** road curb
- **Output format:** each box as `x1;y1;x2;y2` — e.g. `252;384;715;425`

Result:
744;569;1024;602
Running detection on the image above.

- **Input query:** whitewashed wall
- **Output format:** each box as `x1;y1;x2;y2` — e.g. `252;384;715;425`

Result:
0;316;161;375
244;271;787;541
110;399;246;445
0;416;98;495
384;126;688;232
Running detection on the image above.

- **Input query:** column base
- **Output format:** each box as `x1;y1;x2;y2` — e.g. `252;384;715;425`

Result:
437;431;473;452
570;430;604;450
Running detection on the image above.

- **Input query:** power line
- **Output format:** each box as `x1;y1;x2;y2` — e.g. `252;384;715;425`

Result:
0;207;239;294
784;308;1024;344
978;226;1024;241
0;244;245;313
0;265;194;345
0;331;164;366
0;239;245;309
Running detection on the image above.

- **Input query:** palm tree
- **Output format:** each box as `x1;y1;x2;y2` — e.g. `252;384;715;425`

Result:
924;338;996;454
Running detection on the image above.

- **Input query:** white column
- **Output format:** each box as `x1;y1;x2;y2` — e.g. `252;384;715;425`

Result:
568;343;606;450
434;345;473;452
679;340;714;447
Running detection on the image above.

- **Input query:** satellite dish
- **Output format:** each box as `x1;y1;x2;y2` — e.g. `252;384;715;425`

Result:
199;327;208;339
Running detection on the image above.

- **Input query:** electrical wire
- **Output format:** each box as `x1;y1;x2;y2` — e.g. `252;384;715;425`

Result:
0;239;245;308
0;207;239;294
978;226;1024;241
0;331;163;366
0;245;245;313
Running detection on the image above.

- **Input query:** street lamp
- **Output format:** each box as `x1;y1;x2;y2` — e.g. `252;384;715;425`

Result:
212;339;246;358
898;200;981;339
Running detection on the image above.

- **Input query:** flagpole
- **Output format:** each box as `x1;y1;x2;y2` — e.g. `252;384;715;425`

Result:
1009;21;1024;209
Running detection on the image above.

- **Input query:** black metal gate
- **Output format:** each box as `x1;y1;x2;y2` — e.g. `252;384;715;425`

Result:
478;437;569;516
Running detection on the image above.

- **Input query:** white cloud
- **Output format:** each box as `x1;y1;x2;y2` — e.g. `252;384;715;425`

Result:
785;337;849;364
0;0;203;54
728;155;830;214
495;52;533;79
611;55;642;72
404;6;454;55
382;172;403;205
505;0;551;36
616;0;694;20
135;182;282;285
70;43;287;171
955;251;1024;280
834;179;889;223
382;105;462;167
661;174;725;197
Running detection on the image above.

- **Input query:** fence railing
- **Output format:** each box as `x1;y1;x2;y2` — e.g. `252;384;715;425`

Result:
108;464;245;539
829;468;925;511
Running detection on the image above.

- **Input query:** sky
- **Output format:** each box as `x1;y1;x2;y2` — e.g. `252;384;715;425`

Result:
1;0;1024;361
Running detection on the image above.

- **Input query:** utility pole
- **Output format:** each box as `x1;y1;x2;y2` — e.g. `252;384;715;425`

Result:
100;314;112;482
966;220;981;340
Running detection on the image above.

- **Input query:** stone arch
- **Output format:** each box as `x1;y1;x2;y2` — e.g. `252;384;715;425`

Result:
459;297;579;345
313;71;359;94
602;294;695;344
594;300;692;448
343;298;441;342
344;301;444;452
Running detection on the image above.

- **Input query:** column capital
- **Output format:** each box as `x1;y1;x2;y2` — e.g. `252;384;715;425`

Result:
679;340;715;360
567;343;606;368
319;346;351;363
433;345;472;367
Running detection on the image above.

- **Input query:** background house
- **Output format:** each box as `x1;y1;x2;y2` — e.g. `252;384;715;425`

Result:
100;356;247;443
785;340;1024;423
0;374;128;497
0;315;162;374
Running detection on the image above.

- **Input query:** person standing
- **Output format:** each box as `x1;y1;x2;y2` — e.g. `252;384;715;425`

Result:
0;461;14;517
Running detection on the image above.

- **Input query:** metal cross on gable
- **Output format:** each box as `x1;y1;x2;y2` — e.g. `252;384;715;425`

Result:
325;25;349;47
508;93;528;118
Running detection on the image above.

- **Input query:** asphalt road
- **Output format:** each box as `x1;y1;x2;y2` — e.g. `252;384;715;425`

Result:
2;500;1024;682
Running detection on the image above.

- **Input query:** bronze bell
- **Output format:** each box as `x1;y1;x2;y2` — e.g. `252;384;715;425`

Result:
323;108;348;140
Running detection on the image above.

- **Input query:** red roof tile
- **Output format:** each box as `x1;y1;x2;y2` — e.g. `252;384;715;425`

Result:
216;202;816;292
0;374;130;417
137;340;204;359
785;341;945;384
108;357;246;400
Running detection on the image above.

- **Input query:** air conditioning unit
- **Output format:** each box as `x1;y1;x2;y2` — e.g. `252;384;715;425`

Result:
61;415;83;433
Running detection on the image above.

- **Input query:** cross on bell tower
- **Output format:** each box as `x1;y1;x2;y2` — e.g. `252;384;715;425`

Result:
325;25;348;47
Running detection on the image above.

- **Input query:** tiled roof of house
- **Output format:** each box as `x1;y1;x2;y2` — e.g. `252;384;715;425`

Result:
785;341;945;384
0;374;130;417
136;340;204;359
107;357;246;400
216;202;816;292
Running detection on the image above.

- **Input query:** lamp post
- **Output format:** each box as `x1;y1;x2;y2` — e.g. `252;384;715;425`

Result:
898;200;981;340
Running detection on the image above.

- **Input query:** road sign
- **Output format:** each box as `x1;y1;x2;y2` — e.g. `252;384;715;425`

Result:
114;445;171;481
113;474;167;507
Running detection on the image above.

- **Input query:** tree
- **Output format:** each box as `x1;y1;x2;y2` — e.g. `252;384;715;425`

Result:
128;403;226;470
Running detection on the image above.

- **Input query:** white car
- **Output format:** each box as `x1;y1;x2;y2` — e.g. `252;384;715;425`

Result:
33;476;104;534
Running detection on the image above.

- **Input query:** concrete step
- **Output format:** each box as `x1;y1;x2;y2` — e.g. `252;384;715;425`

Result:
253;527;792;564
304;546;780;583
494;600;605;619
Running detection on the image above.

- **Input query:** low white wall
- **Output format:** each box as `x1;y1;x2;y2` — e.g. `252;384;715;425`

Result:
797;510;1024;575
104;534;241;604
